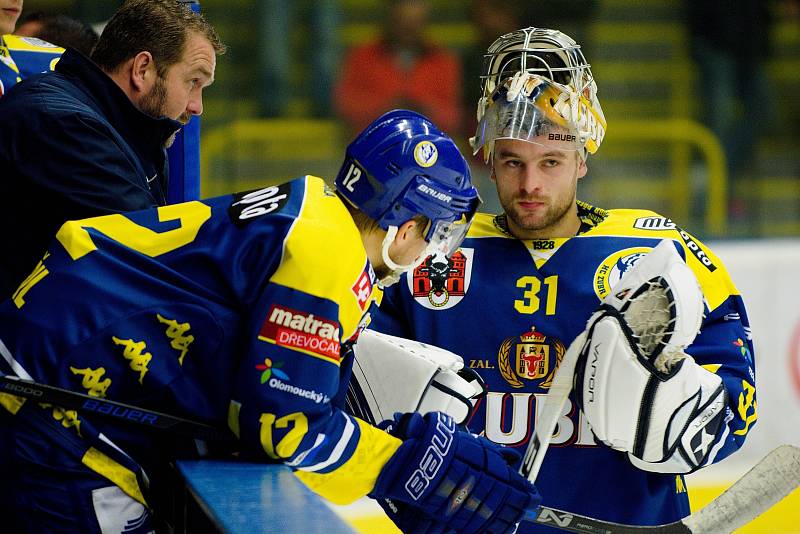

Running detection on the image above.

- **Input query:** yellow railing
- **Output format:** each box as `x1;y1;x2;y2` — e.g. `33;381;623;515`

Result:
605;119;728;236
200;119;343;198
200;117;727;235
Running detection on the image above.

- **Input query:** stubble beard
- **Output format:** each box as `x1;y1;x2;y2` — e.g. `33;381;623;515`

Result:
138;77;190;148
500;184;577;238
138;75;168;120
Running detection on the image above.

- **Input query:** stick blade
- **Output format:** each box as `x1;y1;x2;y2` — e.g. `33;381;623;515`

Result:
683;445;800;534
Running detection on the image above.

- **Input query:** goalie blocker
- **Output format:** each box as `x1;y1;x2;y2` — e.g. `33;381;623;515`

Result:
346;329;485;426
574;240;729;473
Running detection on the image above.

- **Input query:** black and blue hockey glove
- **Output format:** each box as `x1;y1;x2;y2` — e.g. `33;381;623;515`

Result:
370;411;540;533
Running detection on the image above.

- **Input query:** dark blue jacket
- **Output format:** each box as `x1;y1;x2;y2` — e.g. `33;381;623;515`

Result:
0;49;181;296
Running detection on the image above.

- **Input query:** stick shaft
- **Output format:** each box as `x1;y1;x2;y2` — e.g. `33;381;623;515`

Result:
521;445;800;534
0;374;231;441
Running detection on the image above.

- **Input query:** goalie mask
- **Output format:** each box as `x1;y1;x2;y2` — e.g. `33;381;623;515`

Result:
336;109;481;285
470;27;607;162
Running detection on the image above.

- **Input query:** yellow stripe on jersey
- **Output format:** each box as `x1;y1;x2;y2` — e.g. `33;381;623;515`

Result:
466;212;514;239
56;202;212;260
2;35;64;54
584;209;741;312
82;447;147;506
294;418;401;504
270;177;376;342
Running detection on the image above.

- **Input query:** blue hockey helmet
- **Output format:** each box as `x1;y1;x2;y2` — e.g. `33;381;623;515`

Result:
335;109;480;260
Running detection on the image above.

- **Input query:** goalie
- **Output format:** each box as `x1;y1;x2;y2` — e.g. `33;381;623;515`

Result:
373;26;757;532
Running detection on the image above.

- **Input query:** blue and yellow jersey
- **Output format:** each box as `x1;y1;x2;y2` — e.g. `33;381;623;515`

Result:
0;175;399;506
374;204;756;530
0;35;62;97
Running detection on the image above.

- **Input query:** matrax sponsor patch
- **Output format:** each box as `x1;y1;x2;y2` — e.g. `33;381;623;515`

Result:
259;304;342;363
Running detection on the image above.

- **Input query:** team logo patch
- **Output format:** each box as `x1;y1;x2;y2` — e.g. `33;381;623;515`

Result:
258;304;341;363
351;261;377;310
228;183;291;227
408;248;473;310
414;141;438;167
593;247;653;299
634;216;677;231
498;326;565;389
255;358;289;384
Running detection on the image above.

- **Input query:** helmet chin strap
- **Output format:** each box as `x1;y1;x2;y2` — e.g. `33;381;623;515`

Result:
378;225;430;287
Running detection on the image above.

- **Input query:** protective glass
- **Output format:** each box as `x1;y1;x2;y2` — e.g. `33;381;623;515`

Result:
473;74;583;156
424;211;475;258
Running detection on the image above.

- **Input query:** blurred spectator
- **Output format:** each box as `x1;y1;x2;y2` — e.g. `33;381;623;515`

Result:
686;1;777;180
0;0;224;296
1;0;62;98
258;0;338;117
334;0;462;137
15;11;99;56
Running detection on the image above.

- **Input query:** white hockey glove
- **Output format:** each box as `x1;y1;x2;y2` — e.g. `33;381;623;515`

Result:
346;329;485;426
574;240;728;473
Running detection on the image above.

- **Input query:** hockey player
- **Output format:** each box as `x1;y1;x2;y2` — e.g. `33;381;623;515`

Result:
0;0;63;98
0;109;541;533
373;28;757;531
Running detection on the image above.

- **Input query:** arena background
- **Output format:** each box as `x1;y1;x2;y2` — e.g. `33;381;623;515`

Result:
19;0;800;531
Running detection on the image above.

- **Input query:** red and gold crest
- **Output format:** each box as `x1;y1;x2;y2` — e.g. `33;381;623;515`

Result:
498;326;565;389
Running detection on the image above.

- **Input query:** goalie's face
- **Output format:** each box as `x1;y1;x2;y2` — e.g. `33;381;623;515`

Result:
491;137;587;239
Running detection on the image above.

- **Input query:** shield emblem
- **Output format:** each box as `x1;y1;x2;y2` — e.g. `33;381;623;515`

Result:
408;248;473;310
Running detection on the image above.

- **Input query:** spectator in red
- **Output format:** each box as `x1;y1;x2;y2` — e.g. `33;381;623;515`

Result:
334;0;462;137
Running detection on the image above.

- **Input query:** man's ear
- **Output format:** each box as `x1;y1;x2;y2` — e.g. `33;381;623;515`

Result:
394;219;421;245
577;155;588;179
130;51;156;93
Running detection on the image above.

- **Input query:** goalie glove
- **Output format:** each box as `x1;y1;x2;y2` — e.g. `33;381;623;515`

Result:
346;329;485;426
574;240;728;473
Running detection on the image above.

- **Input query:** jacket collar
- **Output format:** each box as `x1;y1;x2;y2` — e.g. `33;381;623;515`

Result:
55;48;182;154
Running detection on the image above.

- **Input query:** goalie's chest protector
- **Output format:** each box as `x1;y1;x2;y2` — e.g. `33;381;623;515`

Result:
376;208;703;528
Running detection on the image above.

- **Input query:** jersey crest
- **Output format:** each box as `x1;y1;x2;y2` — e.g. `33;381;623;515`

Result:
408;248;473;310
593;247;652;299
498;326;565;389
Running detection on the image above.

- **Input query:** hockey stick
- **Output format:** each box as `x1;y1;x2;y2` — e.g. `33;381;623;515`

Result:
0;373;233;442
520;444;800;533
518;330;584;482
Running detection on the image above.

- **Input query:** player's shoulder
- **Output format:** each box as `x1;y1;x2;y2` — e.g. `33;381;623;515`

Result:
589;208;679;238
593;208;738;310
466;212;515;239
3;35;63;54
269;176;377;337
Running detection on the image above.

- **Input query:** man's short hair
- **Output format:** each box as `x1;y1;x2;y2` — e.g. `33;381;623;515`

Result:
91;0;225;77
26;14;99;56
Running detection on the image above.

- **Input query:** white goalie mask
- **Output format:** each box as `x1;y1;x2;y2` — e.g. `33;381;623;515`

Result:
470;27;607;162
